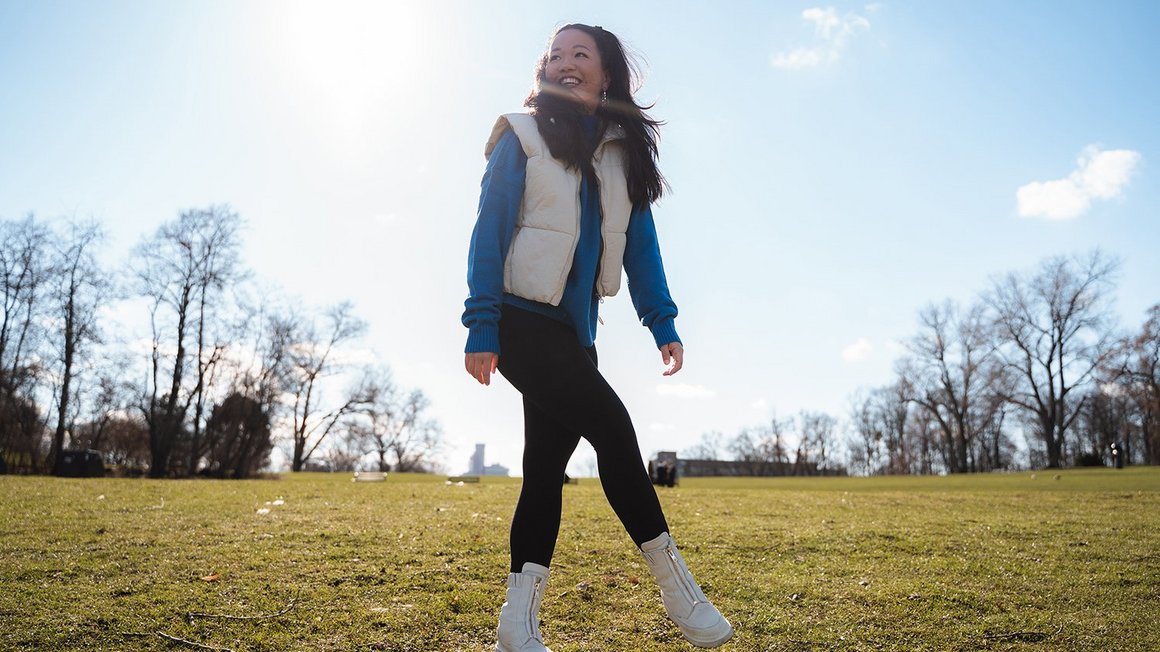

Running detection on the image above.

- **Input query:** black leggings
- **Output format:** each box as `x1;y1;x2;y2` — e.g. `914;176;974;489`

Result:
497;304;669;572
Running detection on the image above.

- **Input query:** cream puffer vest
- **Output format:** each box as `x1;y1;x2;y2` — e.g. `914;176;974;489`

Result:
485;113;633;307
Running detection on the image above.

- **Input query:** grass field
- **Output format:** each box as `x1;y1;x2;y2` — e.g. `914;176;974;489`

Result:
2;468;1158;651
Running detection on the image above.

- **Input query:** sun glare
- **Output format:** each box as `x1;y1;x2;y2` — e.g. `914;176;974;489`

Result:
258;1;431;149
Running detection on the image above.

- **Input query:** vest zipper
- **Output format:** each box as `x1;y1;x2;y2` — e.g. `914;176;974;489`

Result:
594;152;607;324
595;140;607;299
597;234;606;297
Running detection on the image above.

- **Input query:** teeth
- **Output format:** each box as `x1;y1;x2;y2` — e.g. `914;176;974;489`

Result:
560;77;581;86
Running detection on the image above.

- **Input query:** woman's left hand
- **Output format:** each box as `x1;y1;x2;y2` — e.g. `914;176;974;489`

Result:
660;342;684;376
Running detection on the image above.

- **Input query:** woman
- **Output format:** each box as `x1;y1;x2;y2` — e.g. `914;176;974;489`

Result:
462;24;733;651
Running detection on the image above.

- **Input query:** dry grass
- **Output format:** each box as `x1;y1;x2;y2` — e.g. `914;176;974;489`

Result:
1;468;1158;651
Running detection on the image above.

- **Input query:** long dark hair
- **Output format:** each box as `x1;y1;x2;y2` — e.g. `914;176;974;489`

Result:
524;24;668;205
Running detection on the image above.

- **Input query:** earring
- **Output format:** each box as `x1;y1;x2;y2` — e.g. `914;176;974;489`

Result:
601;89;608;106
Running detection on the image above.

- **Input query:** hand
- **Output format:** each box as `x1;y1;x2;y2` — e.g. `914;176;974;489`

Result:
465;352;499;386
659;342;684;376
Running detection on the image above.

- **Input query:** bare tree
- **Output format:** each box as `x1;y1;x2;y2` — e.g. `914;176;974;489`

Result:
986;251;1120;468
1121;305;1160;464
901;300;1008;473
204;294;294;467
877;380;914;474
0;215;50;385
847;389;884;475
45;221;108;472
907;408;939;475
72;351;136;454
132;206;242;477
849;380;933;476
0;215;51;470
975;403;1015;471
383;391;443;473
797;410;836;474
232;297;295;413
88;414;150;472
726;428;762;476
325;428;365;472
1075;385;1129;465
345;366;445;473
0;378;43;472
761;417;791;468
726;416;793;476
683;431;725;461
284;302;369;471
349;366;398;472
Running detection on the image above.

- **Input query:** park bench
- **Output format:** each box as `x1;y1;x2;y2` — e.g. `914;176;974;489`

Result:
352;471;387;482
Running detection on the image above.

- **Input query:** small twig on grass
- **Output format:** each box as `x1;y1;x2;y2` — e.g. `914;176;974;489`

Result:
123;630;234;651
155;630;236;651
187;594;299;622
982;623;1064;642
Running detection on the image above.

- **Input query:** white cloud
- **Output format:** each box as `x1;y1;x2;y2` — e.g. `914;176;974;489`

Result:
803;7;843;38
771;48;832;70
751;398;769;411
772;6;872;70
649;423;676;432
1017;146;1141;220
842;337;873;362
656;383;718;399
804;7;869;42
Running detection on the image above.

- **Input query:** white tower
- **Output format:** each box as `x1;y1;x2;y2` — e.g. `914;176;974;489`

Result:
469;444;485;475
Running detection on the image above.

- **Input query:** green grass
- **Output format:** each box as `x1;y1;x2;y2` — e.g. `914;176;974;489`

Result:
2;468;1158;651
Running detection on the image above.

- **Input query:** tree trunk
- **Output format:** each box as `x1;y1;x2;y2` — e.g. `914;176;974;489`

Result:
1044;423;1064;468
49;294;76;473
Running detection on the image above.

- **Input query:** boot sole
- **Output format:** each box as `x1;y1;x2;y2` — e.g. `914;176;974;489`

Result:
683;624;734;648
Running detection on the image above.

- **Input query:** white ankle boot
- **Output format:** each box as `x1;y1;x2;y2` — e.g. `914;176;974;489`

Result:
496;562;552;652
640;532;733;648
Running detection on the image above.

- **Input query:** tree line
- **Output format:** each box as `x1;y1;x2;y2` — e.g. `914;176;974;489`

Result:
0;207;443;478
685;251;1158;475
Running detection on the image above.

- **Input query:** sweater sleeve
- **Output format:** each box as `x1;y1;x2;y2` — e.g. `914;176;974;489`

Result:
462;129;527;354
622;202;682;348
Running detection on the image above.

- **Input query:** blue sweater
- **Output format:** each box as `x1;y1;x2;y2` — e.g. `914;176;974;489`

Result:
463;119;680;354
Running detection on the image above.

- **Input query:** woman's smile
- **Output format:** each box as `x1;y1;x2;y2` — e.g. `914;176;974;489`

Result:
545;28;607;112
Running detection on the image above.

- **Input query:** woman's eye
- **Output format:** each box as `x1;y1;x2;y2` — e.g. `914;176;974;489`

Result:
549;54;560;61
576;52;588;58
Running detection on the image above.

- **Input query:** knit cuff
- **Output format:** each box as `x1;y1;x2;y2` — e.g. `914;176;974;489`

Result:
465;324;501;354
649;317;681;350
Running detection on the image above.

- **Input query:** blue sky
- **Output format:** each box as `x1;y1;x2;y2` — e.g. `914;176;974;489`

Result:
1;1;1156;475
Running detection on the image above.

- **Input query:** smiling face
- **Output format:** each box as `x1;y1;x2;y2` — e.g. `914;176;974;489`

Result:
544;28;608;113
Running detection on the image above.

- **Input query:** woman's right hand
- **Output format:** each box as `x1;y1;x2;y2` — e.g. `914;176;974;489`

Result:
465;352;499;386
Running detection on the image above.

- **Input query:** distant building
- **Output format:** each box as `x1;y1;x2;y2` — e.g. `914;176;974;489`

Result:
467;444;510;476
469;444;485;476
483;463;510;476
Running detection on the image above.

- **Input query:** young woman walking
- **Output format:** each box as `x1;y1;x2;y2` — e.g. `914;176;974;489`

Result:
462;23;733;651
